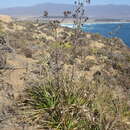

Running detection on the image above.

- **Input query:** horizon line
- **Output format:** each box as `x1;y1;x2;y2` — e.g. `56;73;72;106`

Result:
0;2;130;10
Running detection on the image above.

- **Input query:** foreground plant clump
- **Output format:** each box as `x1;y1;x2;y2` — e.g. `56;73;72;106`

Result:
20;77;129;129
0;17;130;129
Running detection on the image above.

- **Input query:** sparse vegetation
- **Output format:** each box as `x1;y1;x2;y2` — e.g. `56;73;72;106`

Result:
0;1;129;130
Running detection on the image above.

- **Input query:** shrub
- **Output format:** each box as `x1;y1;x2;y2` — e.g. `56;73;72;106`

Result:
22;48;33;58
0;54;6;69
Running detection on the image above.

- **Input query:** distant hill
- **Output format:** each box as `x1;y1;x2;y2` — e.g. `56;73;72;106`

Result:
0;3;130;19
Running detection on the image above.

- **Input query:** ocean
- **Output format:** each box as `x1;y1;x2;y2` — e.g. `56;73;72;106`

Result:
61;23;130;47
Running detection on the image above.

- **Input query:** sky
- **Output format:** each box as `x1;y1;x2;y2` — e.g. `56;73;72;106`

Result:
0;0;130;8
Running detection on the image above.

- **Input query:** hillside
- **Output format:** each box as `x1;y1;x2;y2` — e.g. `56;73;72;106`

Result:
0;3;130;19
0;19;130;129
0;15;13;23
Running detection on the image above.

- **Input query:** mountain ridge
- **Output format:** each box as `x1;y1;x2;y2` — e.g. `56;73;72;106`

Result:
0;3;130;19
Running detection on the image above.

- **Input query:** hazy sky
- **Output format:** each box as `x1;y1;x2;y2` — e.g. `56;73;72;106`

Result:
0;0;130;8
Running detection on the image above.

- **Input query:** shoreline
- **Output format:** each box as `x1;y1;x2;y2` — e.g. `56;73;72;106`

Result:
61;21;130;25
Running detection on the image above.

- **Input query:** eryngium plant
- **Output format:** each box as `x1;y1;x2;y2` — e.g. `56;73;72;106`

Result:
71;0;90;46
72;0;90;30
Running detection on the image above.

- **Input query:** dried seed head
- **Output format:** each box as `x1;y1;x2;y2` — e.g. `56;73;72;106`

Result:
43;11;48;17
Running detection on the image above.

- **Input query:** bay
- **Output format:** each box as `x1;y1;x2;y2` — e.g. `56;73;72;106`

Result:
61;23;130;47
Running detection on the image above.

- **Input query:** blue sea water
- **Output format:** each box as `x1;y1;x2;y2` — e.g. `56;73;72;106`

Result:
61;23;130;47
